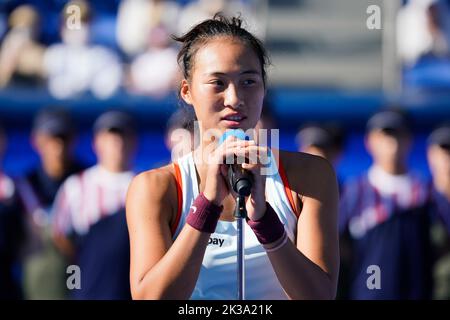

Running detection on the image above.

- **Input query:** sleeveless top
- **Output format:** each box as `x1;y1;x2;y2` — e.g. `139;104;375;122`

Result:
171;151;299;300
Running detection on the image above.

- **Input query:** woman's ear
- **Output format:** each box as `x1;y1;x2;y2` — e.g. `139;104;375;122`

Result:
180;79;192;105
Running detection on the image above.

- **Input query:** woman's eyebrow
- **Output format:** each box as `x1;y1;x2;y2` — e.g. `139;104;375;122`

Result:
204;70;261;77
203;72;226;77
240;70;261;75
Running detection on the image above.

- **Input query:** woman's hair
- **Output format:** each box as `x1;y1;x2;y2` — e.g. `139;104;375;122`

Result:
172;13;269;85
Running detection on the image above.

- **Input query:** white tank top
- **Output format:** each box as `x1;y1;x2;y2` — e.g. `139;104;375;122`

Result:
172;151;299;300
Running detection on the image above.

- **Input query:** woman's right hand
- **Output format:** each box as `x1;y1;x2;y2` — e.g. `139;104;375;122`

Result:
202;136;255;205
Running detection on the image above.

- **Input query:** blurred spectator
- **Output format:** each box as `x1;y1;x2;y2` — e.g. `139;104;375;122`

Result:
0;5;45;88
16;107;85;299
339;110;433;299
296;123;345;169
254;95;277;149
296;123;348;299
427;124;450;299
428;124;450;219
255;94;276;130
52;111;136;299
116;0;180;57
43;0;123;99
397;0;450;66
127;25;179;97
0;125;24;299
0;11;6;39
165;107;196;161
427;0;450;56
177;0;264;39
398;0;450;90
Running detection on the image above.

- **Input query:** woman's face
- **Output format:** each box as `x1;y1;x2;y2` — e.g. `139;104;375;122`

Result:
180;37;265;135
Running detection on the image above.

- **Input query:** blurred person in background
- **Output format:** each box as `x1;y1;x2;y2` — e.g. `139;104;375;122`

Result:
116;0;180;57
165;107;196;162
16;107;85;299
0;125;24;299
296;123;345;170
0;4;45;88
127;25;179;97
426;124;450;299
398;0;450;89
296;123;349;299
254;95;277;143
43;0;122;99
427;0;450;56
253;95;277;154
339;110;433;299
52;111;136;300
397;0;450;66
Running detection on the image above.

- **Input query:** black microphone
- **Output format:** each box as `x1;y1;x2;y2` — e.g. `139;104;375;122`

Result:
219;130;253;218
227;163;252;197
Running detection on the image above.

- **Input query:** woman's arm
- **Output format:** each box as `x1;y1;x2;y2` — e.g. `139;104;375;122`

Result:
265;154;340;299
126;168;211;299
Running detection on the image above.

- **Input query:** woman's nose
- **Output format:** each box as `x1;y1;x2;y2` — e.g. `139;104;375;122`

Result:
223;84;243;109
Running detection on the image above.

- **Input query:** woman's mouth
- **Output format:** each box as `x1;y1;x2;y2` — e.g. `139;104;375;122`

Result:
221;114;247;127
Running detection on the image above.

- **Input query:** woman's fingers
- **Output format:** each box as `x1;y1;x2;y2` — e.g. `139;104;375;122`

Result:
241;162;262;171
207;138;270;169
208;138;254;160
220;139;256;151
222;144;270;166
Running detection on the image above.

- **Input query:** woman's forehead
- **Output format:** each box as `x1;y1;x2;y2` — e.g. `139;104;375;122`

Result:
193;37;261;76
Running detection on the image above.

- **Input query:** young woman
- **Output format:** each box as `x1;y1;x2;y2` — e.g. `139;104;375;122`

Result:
126;15;339;300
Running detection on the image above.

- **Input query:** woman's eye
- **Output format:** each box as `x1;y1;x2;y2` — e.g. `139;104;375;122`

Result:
243;79;256;85
210;80;224;86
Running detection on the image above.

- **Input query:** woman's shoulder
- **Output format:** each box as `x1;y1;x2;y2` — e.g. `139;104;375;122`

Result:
126;164;178;221
277;149;337;196
130;164;176;191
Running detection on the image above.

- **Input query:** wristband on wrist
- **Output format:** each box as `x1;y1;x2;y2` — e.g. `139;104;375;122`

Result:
246;202;286;245
186;193;223;233
263;231;289;252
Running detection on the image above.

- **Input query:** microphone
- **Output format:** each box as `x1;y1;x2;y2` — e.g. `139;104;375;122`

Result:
219;131;249;298
228;164;252;197
218;130;253;197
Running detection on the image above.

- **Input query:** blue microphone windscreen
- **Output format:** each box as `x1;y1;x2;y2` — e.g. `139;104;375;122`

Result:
218;129;248;145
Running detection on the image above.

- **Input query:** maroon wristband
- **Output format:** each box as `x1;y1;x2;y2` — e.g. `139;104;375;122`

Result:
247;203;286;245
186;193;223;233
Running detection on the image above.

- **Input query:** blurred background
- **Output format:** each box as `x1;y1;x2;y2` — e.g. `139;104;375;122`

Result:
0;0;447;177
0;0;449;300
